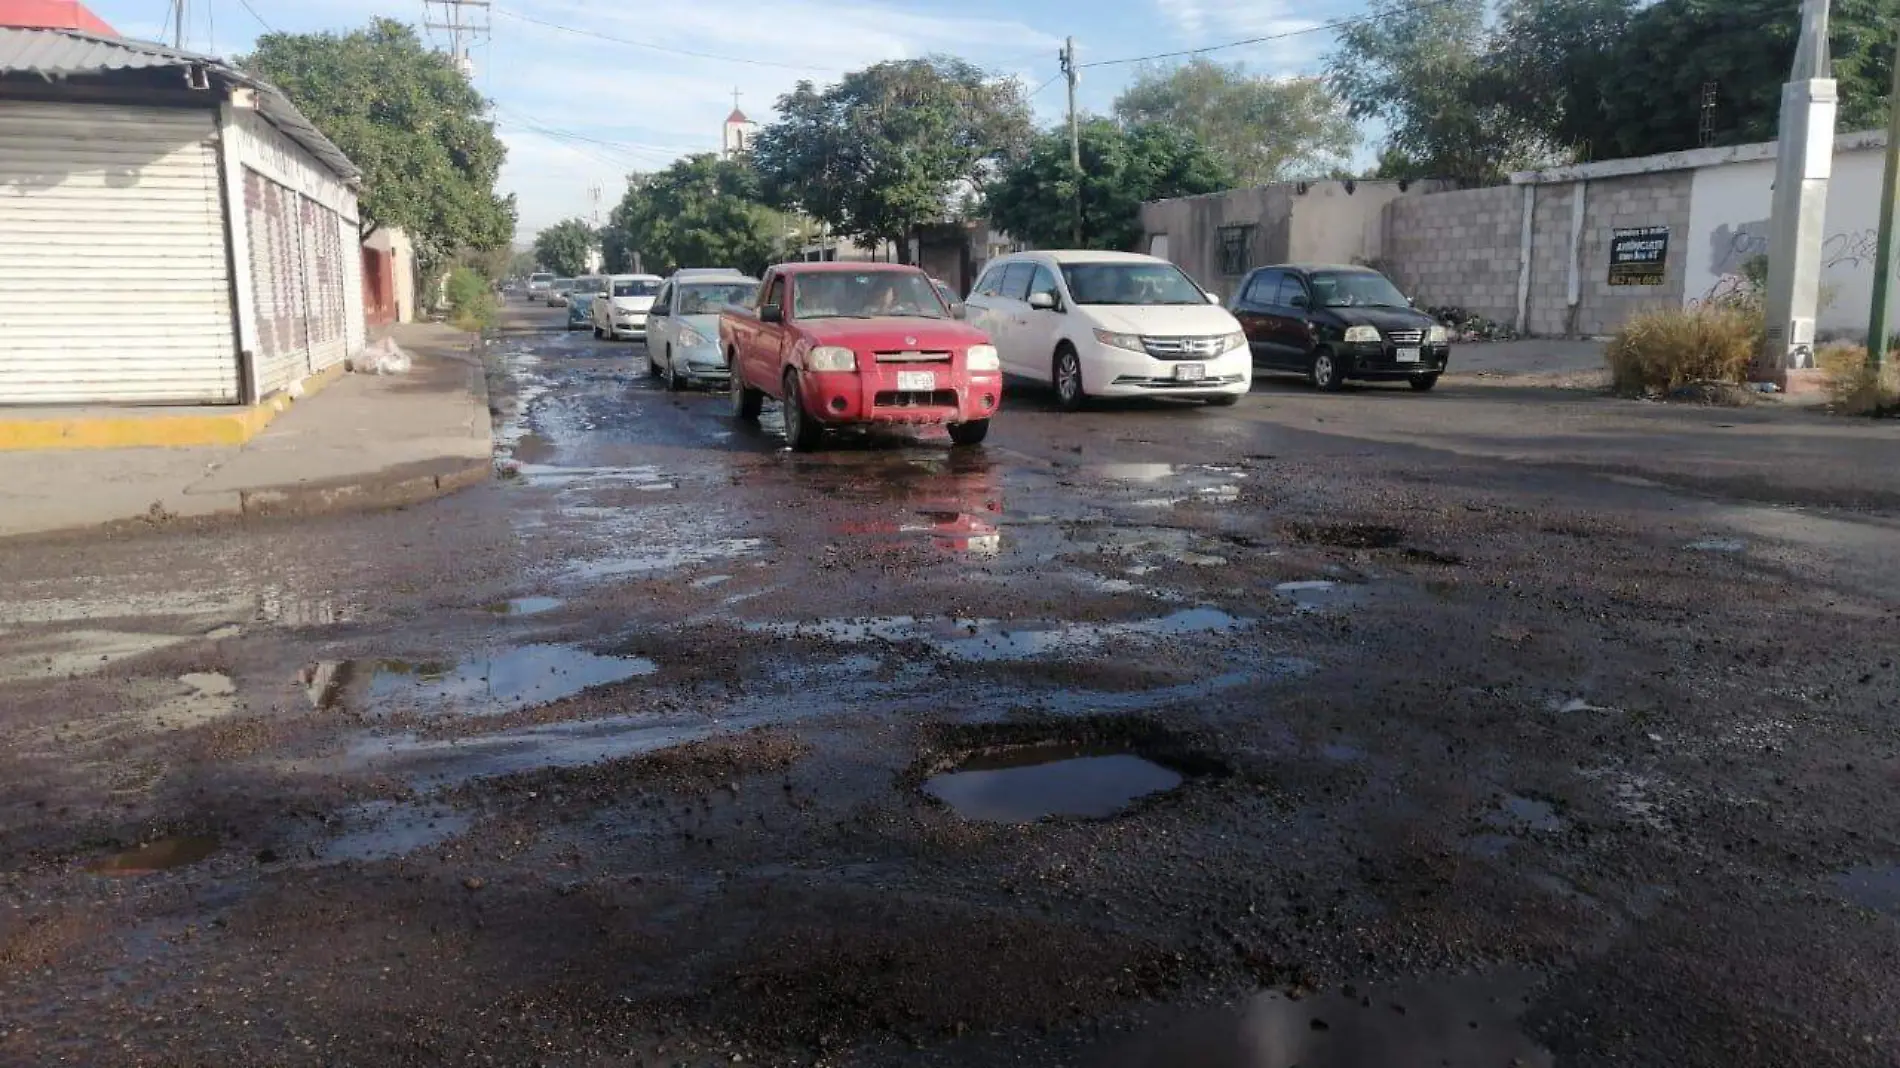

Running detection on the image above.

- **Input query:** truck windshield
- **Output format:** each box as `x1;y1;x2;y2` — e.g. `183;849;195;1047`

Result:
1060;262;1208;306
1309;271;1409;308
679;282;756;314
791;272;948;320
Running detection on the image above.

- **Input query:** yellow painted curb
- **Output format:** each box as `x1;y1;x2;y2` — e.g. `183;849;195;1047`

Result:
0;363;346;451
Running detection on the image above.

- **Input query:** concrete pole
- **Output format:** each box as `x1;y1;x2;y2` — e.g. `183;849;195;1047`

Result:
1757;0;1838;390
1865;24;1900;371
1063;38;1081;247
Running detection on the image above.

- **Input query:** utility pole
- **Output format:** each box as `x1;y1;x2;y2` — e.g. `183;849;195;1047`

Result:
1060;37;1080;246
1757;0;1837;388
171;0;185;48
423;0;491;75
1865;24;1900;372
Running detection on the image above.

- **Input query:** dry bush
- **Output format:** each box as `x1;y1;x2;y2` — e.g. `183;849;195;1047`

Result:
1605;304;1761;396
1816;341;1900;415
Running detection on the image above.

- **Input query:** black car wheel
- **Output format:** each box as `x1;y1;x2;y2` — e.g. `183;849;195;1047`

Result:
731;366;763;422
1310;348;1346;392
1205;393;1241;407
948;419;990;446
782;372;824;452
1409;373;1441;392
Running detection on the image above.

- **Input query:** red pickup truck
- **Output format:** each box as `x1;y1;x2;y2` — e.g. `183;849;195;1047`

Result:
721;263;1001;451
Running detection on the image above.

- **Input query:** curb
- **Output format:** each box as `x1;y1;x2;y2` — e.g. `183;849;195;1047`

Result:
236;457;493;518
0;362;350;452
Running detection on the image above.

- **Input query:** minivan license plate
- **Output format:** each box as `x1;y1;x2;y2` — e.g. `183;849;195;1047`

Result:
1396;347;1421;363
1174;363;1205;381
896;371;935;391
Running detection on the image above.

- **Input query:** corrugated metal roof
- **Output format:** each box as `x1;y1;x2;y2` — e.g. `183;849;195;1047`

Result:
0;27;360;185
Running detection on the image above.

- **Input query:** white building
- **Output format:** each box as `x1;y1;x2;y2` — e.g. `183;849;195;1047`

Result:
722;107;756;160
0;27;365;406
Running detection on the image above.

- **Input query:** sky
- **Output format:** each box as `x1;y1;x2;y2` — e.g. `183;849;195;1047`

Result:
86;0;1375;240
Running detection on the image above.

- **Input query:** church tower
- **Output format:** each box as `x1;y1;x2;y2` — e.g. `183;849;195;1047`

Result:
722;90;757;159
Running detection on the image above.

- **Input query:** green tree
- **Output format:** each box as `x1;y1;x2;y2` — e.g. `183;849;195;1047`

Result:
1588;0;1900;159
753;57;1034;261
242;19;515;272
985;119;1231;251
602;154;793;277
1112;60;1356;185
1483;0;1636;159
533;218;595;277
1328;0;1545;183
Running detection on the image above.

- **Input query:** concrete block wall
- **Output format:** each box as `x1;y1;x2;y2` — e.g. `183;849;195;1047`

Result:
1379;185;1521;325
1571;171;1693;336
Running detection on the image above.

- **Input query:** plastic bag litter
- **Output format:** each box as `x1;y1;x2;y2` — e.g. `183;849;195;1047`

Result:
351;337;413;375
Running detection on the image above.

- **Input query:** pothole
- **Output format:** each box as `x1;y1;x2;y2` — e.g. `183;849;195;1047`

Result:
752;608;1248;663
1486;794;1567;833
1837;863;1900;916
922;744;1185;822
318;801;473;862
1286;521;1406;549
484;596;564;616
87;836;218;875
364;644;657;718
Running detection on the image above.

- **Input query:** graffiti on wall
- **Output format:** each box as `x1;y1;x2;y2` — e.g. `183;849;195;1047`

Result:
1697;220;1876;304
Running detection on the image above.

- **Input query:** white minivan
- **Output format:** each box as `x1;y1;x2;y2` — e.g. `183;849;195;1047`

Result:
590;274;663;341
963;251;1250;409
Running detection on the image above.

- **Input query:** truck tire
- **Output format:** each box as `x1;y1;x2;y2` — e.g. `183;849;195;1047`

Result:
948;419;990;446
781;371;824;452
731;366;763;422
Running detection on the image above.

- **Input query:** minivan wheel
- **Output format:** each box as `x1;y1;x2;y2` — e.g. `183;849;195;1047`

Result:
1205;393;1241;407
1311;348;1346;392
782;372;824;452
664;347;681;392
647;348;662;377
1053;346;1085;411
1409;373;1441;392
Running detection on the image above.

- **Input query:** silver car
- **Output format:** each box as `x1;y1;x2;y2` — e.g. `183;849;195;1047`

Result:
646;272;759;390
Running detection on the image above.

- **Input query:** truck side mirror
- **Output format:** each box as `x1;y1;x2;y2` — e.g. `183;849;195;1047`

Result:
761;305;783;324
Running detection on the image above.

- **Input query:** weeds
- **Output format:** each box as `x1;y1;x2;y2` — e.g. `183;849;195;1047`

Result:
1605;304;1760;396
445;266;498;333
1815;342;1900;416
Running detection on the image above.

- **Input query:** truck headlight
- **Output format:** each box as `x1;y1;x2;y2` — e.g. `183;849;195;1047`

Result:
1093;328;1146;353
806;345;857;372
1343;325;1382;344
1427;325;1449;345
965;344;999;371
1221;330;1247;353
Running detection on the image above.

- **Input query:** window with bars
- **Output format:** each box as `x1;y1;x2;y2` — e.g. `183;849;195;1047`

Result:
1217;225;1254;277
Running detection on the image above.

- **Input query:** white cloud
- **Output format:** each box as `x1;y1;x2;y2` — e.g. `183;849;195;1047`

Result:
1144;0;1332;74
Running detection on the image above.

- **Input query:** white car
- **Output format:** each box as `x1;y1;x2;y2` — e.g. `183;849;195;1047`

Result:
590;274;663;341
646;271;759;390
963;250;1250;409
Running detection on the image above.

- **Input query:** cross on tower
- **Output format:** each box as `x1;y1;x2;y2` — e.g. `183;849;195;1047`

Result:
731;87;743;113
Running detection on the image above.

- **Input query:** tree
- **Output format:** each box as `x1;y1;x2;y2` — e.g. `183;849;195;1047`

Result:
534;219;595;277
1328;0;1548;183
986;119;1231;251
1483;0;1636;158
601;154;794;277
1112;60;1356;186
1586;0;1900;159
753;57;1034;261
242;19;515;272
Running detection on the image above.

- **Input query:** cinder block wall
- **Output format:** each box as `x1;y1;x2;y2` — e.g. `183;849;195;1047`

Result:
1379;185;1521;325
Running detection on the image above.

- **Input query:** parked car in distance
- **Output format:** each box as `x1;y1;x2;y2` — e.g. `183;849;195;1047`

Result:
963;251;1249;411
721;263;1000;452
646;271;759;390
566;275;607;329
591;274;663;341
1229;264;1450;392
547;278;576;307
527;272;554;300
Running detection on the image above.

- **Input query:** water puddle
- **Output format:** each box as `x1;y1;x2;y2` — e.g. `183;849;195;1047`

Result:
318;801;473;862
1685;537;1747;553
1837;864;1900;916
1487;794;1567;833
366;644;657;718
751;607;1248;662
1097;970;1551;1067
0;629;196;683
347;714;721;787
1320;741;1365;762
300;660;355;709
141;672;242;731
88;836;218;875
517;463;676;491
1085;463;1247;509
483;596;564;616
922;745;1184;822
565;538;766;582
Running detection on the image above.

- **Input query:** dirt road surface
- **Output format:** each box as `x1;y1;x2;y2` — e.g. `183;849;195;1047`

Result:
2;305;1897;1067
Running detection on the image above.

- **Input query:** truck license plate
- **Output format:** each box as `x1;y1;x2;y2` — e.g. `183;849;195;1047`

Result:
896;371;935;392
1396;347;1421;363
1174;363;1205;381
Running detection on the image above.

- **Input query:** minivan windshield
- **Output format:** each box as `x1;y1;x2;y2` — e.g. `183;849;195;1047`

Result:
1309;270;1410;308
613;279;661;298
529;272;553;284
679;282;756;314
792;271;948;320
1059;262;1208;306
551;278;576;292
571;277;607;296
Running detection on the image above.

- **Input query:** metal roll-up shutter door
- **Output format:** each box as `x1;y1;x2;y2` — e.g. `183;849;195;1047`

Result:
340;212;367;358
246;170;311;395
301;196;347;372
0;101;239;404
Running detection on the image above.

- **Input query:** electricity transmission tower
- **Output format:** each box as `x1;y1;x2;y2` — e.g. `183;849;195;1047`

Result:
423;0;490;74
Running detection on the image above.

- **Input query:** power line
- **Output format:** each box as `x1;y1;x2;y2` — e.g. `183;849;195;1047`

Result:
491;7;839;72
234;0;272;33
1079;0;1464;68
1027;72;1062;98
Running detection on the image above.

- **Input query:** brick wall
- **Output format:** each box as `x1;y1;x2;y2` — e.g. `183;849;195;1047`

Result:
1379;185;1521;326
1570;171;1693;336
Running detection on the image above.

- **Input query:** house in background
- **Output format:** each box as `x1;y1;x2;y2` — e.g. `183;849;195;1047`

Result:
0;19;364;406
362;227;416;328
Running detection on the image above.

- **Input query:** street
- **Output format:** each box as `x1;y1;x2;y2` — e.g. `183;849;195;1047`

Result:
2;303;1898;1067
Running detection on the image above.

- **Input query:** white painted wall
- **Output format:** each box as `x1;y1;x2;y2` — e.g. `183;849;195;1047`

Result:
1684;143;1885;336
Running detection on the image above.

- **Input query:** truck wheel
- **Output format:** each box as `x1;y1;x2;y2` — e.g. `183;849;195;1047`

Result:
1053;346;1085;412
948;419;990;446
782;371;824;452
731;370;763;422
1409;373;1440;392
1310;348;1346;392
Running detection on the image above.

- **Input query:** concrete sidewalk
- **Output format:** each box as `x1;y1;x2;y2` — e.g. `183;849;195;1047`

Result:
0;323;493;539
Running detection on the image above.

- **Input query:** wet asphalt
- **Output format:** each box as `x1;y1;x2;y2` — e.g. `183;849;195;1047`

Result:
1;304;1897;1066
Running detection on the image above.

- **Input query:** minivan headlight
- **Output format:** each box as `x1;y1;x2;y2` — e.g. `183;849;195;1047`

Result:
1093;328;1146;353
966;344;1000;371
806;345;857;372
1221;330;1247;353
1343;325;1382;344
678;324;712;347
1426;325;1449;345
